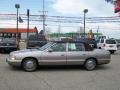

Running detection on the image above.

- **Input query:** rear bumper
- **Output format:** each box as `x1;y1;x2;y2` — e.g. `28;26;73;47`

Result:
103;47;117;51
98;60;110;65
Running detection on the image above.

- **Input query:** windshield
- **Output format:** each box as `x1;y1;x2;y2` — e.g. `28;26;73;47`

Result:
38;42;54;51
116;39;120;43
2;38;16;42
0;38;2;42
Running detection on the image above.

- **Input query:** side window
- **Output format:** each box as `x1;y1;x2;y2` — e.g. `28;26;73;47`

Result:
50;43;66;52
68;43;85;51
101;39;104;43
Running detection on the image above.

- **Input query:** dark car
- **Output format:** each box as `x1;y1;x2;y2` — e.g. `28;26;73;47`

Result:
116;39;120;48
76;38;97;48
0;38;19;53
27;34;47;49
27;41;47;49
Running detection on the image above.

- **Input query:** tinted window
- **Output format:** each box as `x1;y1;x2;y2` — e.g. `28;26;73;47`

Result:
116;39;120;43
68;43;85;51
0;38;2;42
101;39;104;43
106;39;116;44
96;39;100;43
2;38;16;42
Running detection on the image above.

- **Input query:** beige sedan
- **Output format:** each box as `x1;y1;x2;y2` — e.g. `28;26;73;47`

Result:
6;41;111;72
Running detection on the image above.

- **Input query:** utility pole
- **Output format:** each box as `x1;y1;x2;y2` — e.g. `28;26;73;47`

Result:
97;26;99;38
26;9;30;48
43;0;45;35
83;9;88;39
15;4;20;42
39;0;48;35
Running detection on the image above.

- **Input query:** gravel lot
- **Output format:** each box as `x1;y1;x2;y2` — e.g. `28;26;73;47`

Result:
0;50;120;90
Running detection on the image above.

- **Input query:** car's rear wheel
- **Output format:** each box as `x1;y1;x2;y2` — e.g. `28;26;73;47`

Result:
84;59;96;71
22;58;38;72
109;50;115;54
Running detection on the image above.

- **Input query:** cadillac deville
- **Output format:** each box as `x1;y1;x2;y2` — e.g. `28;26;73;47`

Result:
6;41;111;72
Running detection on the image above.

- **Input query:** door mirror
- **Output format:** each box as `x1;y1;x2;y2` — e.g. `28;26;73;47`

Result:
47;49;53;52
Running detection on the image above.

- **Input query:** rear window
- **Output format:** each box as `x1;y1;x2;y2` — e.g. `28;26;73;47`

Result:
106;39;116;44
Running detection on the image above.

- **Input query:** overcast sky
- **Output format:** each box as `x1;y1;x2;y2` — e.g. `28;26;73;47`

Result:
0;0;120;38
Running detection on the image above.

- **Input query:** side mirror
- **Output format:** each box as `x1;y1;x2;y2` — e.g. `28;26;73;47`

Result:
47;49;53;52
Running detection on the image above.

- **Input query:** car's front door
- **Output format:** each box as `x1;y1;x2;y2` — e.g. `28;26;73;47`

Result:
67;42;88;65
40;42;67;65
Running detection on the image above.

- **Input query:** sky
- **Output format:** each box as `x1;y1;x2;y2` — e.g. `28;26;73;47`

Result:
0;0;120;38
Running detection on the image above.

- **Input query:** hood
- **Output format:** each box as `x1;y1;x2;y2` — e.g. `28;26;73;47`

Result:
10;49;38;54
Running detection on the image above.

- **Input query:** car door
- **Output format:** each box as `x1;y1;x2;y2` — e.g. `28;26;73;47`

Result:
40;42;67;65
66;42;88;65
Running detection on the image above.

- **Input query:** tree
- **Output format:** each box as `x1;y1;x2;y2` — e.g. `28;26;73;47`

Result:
105;0;115;4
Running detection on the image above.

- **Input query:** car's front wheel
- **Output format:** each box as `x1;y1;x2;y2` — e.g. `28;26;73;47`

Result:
84;59;96;71
22;58;38;72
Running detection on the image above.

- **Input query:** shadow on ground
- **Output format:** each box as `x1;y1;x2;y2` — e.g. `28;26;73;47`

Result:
6;65;111;72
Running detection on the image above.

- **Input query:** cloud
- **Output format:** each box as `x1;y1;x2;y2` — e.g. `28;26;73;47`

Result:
51;0;115;16
52;0;90;15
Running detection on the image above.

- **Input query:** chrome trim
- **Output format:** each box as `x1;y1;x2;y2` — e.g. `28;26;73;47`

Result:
6;58;21;66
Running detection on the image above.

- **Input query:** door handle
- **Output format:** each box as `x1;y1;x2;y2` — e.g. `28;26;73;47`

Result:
82;54;86;55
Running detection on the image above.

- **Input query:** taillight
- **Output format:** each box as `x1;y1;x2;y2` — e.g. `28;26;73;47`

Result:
103;44;106;47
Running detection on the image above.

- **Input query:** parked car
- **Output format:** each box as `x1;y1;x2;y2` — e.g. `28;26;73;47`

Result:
116;39;120;48
6;41;111;72
27;34;47;49
76;38;97;48
0;38;19;53
97;38;117;54
27;41;47;49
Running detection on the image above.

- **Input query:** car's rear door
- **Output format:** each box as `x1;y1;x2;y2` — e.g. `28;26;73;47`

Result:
40;42;67;65
66;42;88;65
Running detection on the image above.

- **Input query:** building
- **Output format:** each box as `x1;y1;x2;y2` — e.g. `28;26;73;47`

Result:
0;27;38;40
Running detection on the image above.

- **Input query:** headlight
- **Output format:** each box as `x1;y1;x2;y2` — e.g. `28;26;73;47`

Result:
10;54;16;60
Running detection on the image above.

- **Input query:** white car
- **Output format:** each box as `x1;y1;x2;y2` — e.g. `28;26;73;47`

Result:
97;38;117;54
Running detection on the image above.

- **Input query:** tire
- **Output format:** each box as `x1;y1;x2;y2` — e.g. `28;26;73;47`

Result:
22;58;38;72
110;50;115;54
84;59;96;71
99;47;101;49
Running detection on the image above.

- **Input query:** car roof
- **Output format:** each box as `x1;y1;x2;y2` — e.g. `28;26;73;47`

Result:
51;40;88;44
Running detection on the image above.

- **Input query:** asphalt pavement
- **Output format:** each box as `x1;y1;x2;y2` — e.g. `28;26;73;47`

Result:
0;51;120;90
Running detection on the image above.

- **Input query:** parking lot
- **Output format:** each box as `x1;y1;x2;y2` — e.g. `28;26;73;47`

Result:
0;50;119;90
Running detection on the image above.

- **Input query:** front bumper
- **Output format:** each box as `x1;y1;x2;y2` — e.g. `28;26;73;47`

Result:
6;57;21;67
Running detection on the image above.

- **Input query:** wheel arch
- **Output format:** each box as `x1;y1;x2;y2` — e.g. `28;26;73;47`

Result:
85;57;98;65
21;57;39;66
